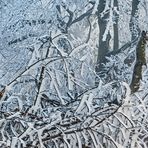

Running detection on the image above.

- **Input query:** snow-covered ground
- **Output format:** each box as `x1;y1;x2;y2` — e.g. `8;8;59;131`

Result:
0;0;148;147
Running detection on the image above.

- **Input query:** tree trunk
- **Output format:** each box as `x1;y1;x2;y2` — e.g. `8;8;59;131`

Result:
97;0;110;64
95;0;119;85
130;31;147;93
129;0;140;41
113;0;119;51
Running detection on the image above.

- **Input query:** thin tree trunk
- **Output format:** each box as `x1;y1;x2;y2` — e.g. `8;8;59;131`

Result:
95;0;110;85
97;0;110;64
129;0;140;41
95;0;119;85
113;0;119;51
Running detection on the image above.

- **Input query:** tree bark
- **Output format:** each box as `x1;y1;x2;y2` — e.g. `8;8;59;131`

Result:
97;0;110;64
113;0;119;51
130;31;147;93
129;0;140;41
95;0;119;85
95;0;110;85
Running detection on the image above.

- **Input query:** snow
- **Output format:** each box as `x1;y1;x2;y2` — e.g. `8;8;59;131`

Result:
0;0;148;147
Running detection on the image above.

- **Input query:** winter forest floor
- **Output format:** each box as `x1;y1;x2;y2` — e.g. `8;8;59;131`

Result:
0;0;148;148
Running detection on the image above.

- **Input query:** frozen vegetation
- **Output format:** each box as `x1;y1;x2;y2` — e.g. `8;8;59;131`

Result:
0;0;148;147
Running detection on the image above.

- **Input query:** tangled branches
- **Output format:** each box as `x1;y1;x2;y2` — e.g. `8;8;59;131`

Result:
0;32;145;148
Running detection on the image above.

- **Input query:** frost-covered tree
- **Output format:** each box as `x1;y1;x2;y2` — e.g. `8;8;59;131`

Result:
0;0;148;147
